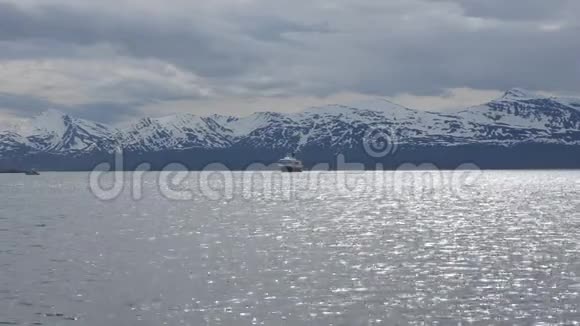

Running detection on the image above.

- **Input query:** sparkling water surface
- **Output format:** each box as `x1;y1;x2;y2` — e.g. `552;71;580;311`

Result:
1;171;579;325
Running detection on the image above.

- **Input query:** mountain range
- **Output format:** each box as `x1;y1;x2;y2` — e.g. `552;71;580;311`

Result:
1;88;580;170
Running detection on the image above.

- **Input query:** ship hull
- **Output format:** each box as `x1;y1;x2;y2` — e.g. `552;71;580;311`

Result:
281;166;303;173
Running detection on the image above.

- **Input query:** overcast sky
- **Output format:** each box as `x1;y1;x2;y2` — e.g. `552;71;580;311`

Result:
0;0;579;124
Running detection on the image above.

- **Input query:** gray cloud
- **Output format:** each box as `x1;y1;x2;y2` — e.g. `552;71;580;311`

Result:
72;102;143;124
235;15;333;43
0;2;256;77
349;21;580;96
0;0;579;123
0;93;56;116
432;0;578;21
0;92;142;124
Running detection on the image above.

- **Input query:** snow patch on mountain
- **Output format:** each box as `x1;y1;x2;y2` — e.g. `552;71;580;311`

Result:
121;114;232;151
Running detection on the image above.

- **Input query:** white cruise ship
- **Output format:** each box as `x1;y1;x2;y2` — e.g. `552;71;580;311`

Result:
278;153;303;172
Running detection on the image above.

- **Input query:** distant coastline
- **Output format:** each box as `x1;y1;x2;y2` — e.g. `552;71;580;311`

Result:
1;143;579;172
0;168;39;175
0;169;28;173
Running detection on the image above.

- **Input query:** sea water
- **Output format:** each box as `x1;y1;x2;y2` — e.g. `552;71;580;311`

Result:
0;171;579;325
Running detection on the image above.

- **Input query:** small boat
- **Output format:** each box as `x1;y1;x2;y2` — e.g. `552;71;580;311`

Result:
278;153;303;172
25;169;40;175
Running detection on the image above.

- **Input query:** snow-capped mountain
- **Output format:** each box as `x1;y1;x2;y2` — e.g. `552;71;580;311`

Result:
1;89;580;169
456;89;580;144
9;109;119;154
120;114;232;152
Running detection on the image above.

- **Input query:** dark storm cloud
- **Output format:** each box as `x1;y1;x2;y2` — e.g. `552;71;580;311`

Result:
0;0;579;123
0;1;254;77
